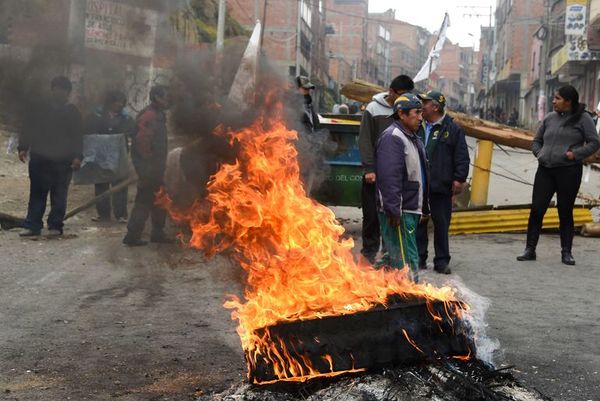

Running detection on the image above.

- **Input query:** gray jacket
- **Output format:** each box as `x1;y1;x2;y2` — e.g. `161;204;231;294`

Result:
359;92;394;174
532;111;600;167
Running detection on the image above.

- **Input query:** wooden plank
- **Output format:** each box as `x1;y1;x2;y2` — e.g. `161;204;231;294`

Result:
340;80;600;164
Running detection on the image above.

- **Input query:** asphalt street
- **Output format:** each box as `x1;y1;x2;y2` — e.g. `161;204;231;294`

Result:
1;134;599;400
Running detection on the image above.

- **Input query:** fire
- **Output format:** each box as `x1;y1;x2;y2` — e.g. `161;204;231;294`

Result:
159;102;470;384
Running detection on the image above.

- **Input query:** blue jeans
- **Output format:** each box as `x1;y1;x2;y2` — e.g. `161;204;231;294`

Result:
24;157;73;233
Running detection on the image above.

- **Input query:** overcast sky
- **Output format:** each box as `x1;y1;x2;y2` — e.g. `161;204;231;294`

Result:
369;1;496;48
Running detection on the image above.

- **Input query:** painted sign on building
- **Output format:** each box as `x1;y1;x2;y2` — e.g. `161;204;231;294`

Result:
84;0;158;59
565;0;587;36
551;32;600;75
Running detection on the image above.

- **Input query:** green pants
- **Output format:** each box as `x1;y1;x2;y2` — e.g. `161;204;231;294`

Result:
377;212;420;282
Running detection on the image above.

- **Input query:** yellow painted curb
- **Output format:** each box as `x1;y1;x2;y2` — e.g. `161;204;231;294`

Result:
449;207;593;235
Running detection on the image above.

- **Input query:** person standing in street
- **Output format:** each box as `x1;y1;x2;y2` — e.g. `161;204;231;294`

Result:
416;90;470;274
84;90;134;223
123;85;173;246
18;76;82;237
358;75;414;264
517;85;600;265
375;93;429;282
296;75;320;132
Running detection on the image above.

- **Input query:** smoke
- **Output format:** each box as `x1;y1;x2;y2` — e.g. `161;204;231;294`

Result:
0;0;334;207
431;275;502;366
0;45;72;130
166;38;335;207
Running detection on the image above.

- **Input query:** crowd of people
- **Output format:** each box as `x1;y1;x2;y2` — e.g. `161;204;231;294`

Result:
14;74;600;271
358;75;470;281
359;74;599;280
17;76;173;247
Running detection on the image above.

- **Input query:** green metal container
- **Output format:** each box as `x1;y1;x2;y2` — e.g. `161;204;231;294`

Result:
312;115;363;207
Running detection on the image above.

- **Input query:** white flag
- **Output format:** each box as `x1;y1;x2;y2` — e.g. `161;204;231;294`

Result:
228;20;262;111
414;13;450;83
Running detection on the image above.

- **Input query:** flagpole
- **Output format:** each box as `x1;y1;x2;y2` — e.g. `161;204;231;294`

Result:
428;12;448;89
415;12;448;84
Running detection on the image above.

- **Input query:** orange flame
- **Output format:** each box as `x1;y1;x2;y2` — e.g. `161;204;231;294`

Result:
159;103;470;383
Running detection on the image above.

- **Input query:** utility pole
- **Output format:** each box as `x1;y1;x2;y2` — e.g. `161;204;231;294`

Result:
459;5;494;117
216;0;226;52
259;0;268;49
295;0;302;76
538;0;552;122
459;5;495;207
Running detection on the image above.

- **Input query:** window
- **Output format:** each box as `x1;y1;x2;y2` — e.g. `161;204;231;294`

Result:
378;25;390;41
301;0;312;27
300;30;311;60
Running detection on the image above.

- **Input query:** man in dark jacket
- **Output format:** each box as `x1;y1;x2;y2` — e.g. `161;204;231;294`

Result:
84;90;134;223
18;76;83;237
296;75;320;132
375;93;429;282
416;90;470;274
359;75;414;264
123;85;172;246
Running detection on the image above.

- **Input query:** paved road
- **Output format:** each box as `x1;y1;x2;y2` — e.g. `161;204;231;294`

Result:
1;133;599;400
336;206;600;401
0;223;245;400
1;216;599;400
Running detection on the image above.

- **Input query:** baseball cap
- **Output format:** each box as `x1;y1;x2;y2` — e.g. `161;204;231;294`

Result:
296;75;316;90
418;90;446;108
388;93;423;118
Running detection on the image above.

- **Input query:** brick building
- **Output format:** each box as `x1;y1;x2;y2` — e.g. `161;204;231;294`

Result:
489;0;543;124
324;0;368;84
389;20;431;80
365;9;394;87
0;0;180;113
229;0;328;90
548;0;600;113
475;26;494;116
436;41;476;109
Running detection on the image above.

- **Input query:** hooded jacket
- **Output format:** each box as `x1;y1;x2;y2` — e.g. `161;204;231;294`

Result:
359;92;395;174
375;120;429;218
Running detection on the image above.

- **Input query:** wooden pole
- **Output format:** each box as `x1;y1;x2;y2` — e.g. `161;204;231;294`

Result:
0;212;24;230
64;176;138;220
1;176;138;228
339;79;600;164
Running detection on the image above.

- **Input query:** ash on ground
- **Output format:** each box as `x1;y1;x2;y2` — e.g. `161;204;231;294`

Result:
198;360;550;401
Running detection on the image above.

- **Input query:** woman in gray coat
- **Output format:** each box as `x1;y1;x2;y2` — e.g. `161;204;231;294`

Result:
517;85;600;265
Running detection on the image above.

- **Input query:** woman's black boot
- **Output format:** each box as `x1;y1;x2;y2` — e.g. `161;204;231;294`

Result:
561;250;576;265
516;247;536;261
